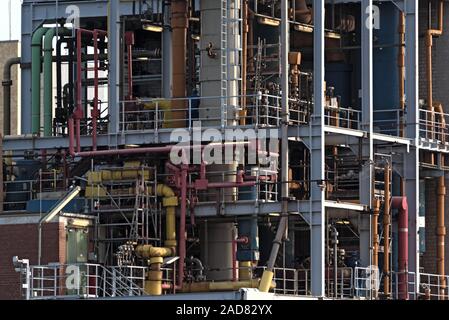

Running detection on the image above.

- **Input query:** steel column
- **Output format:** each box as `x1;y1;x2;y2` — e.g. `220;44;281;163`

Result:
108;0;120;135
310;0;326;297
404;0;420;294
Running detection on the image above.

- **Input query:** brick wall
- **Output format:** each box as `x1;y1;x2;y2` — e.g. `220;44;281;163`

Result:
419;1;449;111
422;178;449;275
0;222;66;300
419;2;449;275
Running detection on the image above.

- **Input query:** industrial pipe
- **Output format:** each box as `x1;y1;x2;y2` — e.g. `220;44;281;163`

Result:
391;196;408;300
181;279;267;293
43;28;72;136
31;27;49;134
426;0;444;150
146;256;164;295
372;198;380;298
156;184;178;248
383;164;391;299
135;244;174;258
437;175;446;299
239;0;249;125
171;0;189;127
2;57;20;135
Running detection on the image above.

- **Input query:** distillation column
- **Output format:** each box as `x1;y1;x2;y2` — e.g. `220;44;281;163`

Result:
199;0;242;280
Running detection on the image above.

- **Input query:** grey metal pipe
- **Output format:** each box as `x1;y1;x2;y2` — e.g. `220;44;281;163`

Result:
2;57;21;135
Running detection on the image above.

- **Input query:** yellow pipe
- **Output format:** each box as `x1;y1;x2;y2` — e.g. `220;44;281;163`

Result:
143;100;174;128
258;270;275;292
145;257;163;295
239;261;252;281
156;184;178;248
157;184;176;198
181;279;273;293
135;244;174;258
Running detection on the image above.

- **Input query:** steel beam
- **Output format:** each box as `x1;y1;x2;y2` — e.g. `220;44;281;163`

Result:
359;0;374;268
404;0;420;293
310;0;326;298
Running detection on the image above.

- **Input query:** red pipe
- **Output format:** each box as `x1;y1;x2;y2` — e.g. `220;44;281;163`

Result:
232;236;249;281
392;196;409;300
92;30;100;151
68;118;75;156
73;28;107;153
125;32;135;100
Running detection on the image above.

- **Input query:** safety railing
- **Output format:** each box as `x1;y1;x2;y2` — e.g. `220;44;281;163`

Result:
324;106;361;130
119;94;309;133
419;108;449;144
390;271;417;300
419;273;449;300
25;263;145;300
325;267;354;299
3;176;68;212
182;168;279;206
373;109;404;137
354;266;379;299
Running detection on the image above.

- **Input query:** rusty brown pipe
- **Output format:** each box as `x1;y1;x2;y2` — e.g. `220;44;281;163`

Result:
437;174;446;299
426;0;444;164
372;198;380;298
172;0;189;128
383;164;391;299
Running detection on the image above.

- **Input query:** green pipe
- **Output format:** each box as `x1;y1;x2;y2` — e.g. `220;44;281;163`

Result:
31;27;49;134
43;28;72;136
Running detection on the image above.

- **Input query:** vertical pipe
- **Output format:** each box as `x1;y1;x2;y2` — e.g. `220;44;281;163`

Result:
92;31;100;151
31;27;49;134
2;57;21;135
178;166;187;288
372;198;380;298
426;0;444;161
43;28;71;137
383;164;391;298
56;37;65;125
392;196;408;300
125;32;135;100
437;175;446;299
239;0;248;125
163;1;173;98
171;0;188;127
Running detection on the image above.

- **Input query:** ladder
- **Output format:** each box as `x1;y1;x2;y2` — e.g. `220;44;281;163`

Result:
220;0;243;127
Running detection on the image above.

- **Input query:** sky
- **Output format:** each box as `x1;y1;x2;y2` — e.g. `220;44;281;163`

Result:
0;0;22;41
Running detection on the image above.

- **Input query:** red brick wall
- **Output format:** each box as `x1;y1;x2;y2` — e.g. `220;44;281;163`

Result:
0;222;66;300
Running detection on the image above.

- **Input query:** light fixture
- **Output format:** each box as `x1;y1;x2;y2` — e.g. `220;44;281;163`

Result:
142;20;163;33
163;256;180;267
